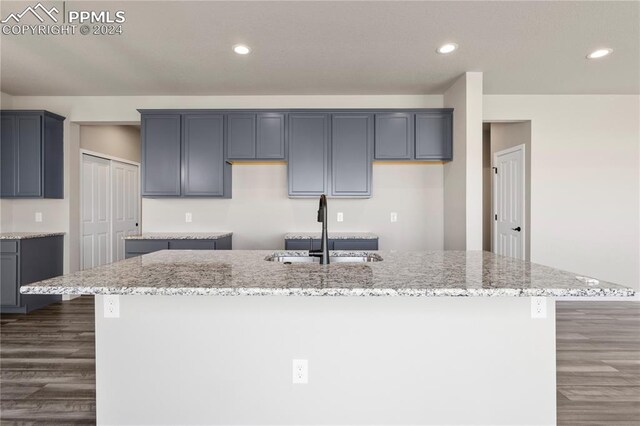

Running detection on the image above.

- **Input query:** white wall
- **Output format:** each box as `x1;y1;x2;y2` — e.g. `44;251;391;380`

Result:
80;125;141;163
4;95;444;272
443;72;484;250
143;163;444;250
485;95;640;290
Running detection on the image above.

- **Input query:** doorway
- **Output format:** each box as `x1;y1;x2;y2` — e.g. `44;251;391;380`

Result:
80;152;140;270
482;121;531;260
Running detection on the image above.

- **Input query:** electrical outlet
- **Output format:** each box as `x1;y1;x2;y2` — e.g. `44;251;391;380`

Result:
185;213;193;223
390;212;398;223
292;359;308;384
104;295;120;318
531;297;547;319
35;212;43;222
337;212;344;222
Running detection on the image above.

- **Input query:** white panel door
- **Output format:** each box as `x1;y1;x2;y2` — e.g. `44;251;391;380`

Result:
493;145;525;260
112;161;140;262
82;154;111;270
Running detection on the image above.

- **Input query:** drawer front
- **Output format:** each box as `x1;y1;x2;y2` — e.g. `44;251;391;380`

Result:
0;241;18;253
285;239;311;251
332;239;378;251
168;240;216;250
125;240;169;254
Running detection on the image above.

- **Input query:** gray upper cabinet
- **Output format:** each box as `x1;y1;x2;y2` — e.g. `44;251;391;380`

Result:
415;112;453;161
331;114;373;197
182;114;227;196
141;114;181;196
226;112;286;160
226;114;256;159
140;111;231;198
0;111;65;199
288;114;329;196
256;113;286;159
374;113;414;160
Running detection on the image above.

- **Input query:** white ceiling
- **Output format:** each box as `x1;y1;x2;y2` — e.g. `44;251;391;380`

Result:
1;1;638;95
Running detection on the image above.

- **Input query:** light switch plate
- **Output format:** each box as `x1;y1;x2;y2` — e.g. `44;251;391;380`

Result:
185;213;193;223
35;212;43;222
390;212;398;223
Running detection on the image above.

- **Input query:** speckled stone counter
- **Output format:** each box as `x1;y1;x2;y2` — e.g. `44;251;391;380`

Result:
21;250;634;297
285;232;378;240
0;232;65;240
123;232;233;240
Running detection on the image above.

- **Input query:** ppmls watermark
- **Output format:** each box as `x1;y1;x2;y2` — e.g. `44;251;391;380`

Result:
1;2;126;36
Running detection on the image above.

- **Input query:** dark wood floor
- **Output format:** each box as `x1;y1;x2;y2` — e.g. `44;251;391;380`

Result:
1;298;638;425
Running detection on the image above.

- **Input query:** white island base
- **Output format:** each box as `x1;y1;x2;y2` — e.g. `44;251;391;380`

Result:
95;295;556;425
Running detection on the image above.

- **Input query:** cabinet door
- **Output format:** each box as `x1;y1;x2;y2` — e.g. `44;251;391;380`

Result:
43;114;64;198
0;254;18;307
226;114;256;159
374;113;413;160
0;115;16;197
288;114;329;196
182;114;226;196
331;114;372;197
257;113;286;159
415;112;453;160
333;239;378;251
285;239;311;251
16;115;42;197
141;114;181;196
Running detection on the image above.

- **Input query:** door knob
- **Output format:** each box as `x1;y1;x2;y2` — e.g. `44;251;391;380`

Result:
511;227;521;232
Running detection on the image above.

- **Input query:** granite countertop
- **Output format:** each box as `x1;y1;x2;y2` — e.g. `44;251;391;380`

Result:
123;232;233;240
20;250;635;298
0;232;65;240
285;232;378;240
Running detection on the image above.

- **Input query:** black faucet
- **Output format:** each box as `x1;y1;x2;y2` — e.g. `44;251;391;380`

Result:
309;194;330;264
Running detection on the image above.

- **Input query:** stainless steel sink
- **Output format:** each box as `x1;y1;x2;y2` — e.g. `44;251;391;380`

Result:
267;254;382;264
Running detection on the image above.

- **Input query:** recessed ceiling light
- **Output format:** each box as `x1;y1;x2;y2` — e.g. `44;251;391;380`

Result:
437;43;458;54
586;48;612;59
233;44;251;55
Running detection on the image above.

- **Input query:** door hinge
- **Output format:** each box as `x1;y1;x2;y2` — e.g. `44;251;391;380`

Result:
492;167;498;174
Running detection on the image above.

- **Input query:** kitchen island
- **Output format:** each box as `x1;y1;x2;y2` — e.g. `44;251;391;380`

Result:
21;250;634;425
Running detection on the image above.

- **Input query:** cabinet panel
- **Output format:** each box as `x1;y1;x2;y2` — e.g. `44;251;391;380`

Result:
311;239;334;251
288;114;329;196
168;240;216;250
182;114;226;196
16;115;42;197
226;114;256;159
257;113;286;159
415;113;453;160
285;239;312;251
333;239;378;251
0;254;18;307
125;240;169;254
43;115;64;198
0;115;15;196
331;114;372;196
142;114;181;196
374;113;413;160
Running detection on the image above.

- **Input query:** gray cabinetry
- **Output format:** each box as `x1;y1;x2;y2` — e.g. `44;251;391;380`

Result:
182;114;227;196
415;112;453;161
141;114;181;196
288;114;329;196
374;113;413;160
125;236;233;259
1;236;63;314
226;112;286;160
285;238;378;251
0;110;65;199
331;114;373;197
140;111;231;198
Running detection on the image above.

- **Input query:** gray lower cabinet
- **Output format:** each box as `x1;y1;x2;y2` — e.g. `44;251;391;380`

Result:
226;112;286;160
288;114;329;196
285;238;378;251
0;236;63;314
0;110;65;199
415;112;453;161
374;112;414;160
331;114;373;197
140;112;231;198
124;236;233;259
